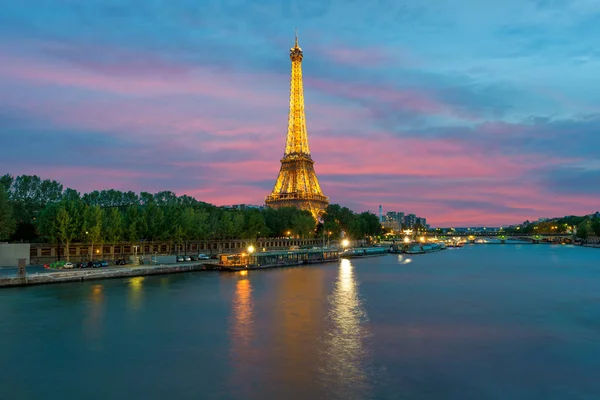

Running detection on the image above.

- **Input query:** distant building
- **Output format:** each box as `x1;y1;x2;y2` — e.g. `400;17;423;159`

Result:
404;214;417;228
224;204;264;210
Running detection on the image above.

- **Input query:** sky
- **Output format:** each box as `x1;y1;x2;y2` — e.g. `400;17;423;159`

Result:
1;0;599;227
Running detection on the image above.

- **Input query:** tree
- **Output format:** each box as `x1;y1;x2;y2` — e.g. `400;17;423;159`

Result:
292;211;316;238
55;201;81;262
0;174;13;192
104;207;123;259
242;209;268;239
591;218;600;236
0;186;15;240
576;220;590;240
83;205;103;260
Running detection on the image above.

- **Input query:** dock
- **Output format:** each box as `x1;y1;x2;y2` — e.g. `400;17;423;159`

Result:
0;262;215;288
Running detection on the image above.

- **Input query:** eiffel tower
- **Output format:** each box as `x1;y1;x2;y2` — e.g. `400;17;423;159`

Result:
265;31;329;219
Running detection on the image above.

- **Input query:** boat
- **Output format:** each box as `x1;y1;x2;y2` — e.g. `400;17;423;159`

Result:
340;247;388;258
404;243;445;254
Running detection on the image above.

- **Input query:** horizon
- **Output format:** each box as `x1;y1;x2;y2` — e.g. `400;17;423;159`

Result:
1;1;599;226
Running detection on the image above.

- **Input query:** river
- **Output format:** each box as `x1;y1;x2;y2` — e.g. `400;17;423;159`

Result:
1;244;600;399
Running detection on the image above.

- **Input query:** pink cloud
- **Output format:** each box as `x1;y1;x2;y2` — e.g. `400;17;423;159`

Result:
2;45;597;226
306;78;474;120
311;41;420;68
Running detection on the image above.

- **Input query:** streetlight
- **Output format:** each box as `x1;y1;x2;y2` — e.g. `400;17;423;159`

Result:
328;231;332;248
341;239;350;248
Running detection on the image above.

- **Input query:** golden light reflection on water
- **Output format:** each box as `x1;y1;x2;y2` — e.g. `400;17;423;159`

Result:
128;276;145;311
228;273;256;394
84;284;105;343
232;275;254;346
322;258;370;395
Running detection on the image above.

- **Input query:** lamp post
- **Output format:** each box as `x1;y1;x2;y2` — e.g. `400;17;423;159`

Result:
247;245;255;267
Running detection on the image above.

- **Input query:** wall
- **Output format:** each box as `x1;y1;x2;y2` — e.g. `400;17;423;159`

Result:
28;238;339;265
0;243;30;267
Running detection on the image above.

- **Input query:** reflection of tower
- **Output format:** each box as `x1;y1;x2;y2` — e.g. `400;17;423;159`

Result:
268;267;328;397
265;31;329;219
321;259;371;397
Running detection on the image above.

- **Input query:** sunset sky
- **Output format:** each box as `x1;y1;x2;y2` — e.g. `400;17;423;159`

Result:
1;0;599;226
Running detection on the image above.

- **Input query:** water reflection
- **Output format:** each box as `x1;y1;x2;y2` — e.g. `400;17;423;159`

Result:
84;284;105;344
229;272;255;395
231;273;254;347
321;259;371;397
127;277;145;311
397;254;412;264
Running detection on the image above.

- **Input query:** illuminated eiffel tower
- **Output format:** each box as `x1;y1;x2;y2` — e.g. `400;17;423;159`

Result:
265;31;329;219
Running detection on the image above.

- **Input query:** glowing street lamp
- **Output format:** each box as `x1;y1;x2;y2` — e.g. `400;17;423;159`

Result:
403;237;410;243
341;239;350;248
247;245;255;254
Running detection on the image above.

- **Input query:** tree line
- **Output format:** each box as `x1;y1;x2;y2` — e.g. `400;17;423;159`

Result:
504;214;600;239
0;174;382;247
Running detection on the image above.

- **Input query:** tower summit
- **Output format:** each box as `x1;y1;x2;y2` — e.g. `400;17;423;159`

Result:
265;31;329;218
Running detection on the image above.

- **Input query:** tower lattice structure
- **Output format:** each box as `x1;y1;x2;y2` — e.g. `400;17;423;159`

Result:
265;32;329;219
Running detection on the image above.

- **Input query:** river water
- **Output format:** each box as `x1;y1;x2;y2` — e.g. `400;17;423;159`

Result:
1;244;600;399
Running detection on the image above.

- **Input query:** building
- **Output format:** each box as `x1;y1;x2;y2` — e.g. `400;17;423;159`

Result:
265;32;329;219
224;204;265;210
404;214;417;228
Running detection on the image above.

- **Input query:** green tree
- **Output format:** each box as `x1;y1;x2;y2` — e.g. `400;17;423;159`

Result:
292;211;316;238
104;207;123;259
124;206;142;242
591;218;600;236
243;209;268;239
0;186;15;240
576;220;590;240
0;174;13;192
83;205;104;260
55;201;82;262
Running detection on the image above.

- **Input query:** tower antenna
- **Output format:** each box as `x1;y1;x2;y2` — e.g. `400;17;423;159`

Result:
295;28;298;47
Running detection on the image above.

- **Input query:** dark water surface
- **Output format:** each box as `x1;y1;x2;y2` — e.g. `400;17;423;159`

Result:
1;245;600;399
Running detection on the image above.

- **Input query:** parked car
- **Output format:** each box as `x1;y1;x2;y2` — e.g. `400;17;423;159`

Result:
176;256;184;262
76;262;86;268
184;256;191;262
190;255;198;261
63;262;74;269
114;259;127;265
198;254;210;260
99;261;109;268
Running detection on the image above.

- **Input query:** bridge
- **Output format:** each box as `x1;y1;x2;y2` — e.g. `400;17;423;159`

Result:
431;232;574;244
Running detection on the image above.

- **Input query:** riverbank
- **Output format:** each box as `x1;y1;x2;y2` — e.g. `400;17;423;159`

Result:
0;262;216;288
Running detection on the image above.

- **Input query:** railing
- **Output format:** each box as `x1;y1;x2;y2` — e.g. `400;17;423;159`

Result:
265;192;329;202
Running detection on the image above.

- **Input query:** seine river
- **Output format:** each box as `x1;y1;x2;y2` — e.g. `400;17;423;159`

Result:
1;244;600;399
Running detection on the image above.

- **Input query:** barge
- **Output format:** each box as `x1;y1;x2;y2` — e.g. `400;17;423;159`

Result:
217;248;340;271
340;247;388;258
